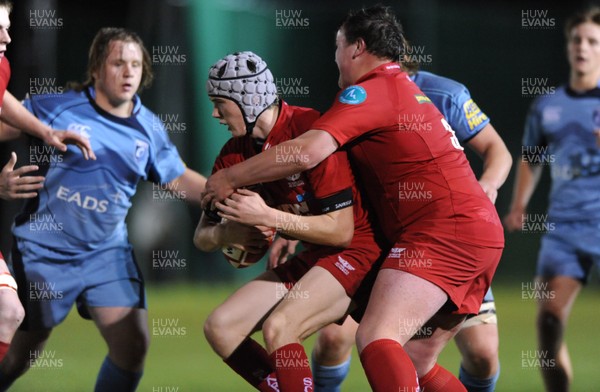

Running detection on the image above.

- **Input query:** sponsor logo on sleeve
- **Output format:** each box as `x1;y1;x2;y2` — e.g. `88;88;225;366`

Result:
339;86;367;105
414;94;432;104
463;99;489;131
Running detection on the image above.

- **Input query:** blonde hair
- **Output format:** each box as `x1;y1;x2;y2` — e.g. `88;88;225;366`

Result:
0;1;12;14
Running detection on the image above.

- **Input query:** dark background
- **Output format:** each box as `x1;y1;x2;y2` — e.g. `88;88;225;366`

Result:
0;0;594;284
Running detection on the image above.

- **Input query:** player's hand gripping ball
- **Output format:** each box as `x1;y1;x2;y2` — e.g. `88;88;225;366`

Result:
208;187;275;268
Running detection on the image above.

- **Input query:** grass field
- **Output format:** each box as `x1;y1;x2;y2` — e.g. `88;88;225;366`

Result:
8;282;600;391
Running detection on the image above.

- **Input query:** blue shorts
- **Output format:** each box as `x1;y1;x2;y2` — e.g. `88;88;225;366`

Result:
12;237;146;330
537;220;600;283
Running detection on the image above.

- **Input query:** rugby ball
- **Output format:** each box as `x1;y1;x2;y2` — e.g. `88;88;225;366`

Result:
221;245;268;269
221;226;275;269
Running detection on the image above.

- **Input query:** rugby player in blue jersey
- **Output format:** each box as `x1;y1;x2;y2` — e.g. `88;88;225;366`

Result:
0;0;94;365
0;27;206;391
307;55;511;392
504;6;600;391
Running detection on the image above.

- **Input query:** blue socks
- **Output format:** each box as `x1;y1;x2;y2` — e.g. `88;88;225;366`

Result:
312;355;351;392
95;356;142;392
459;364;500;392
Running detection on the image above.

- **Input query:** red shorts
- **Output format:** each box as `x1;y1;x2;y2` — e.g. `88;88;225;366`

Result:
381;232;503;315
273;235;386;299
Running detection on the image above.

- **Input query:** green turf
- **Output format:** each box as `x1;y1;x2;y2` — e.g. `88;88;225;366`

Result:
8;282;600;391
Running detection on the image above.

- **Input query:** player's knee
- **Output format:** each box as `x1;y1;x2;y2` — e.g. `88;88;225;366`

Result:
537;309;563;336
112;327;149;368
262;312;290;348
132;329;150;360
320;325;354;350
403;339;439;374
462;344;498;377
315;327;354;362
203;307;232;348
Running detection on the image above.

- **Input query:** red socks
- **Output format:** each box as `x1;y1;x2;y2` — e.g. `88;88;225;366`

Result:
419;363;466;392
270;343;313;392
257;373;280;392
359;339;466;392
359;339;420;392
223;340;317;392
224;337;463;392
0;341;9;362
224;338;279;391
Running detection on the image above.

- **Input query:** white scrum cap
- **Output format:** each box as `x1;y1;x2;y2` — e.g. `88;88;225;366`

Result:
206;51;278;134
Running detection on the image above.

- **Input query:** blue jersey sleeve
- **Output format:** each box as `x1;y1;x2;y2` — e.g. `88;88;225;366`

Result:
522;99;546;147
412;72;489;144
22;96;33;112
23;95;50;125
146;119;186;185
521;98;548;163
448;87;490;143
25;92;88;129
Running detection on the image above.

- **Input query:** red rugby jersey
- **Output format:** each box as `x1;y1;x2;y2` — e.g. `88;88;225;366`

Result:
213;101;376;250
0;57;11;113
312;63;503;247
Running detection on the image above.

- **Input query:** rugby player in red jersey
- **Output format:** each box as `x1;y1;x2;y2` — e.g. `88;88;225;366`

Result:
195;51;385;392
202;6;504;392
309;47;511;392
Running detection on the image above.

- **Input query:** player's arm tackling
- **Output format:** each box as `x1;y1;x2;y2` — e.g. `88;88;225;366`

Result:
216;189;354;248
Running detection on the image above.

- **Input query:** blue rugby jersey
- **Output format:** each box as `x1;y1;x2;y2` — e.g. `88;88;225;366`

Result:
12;87;186;252
523;85;600;221
411;71;490;143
